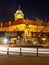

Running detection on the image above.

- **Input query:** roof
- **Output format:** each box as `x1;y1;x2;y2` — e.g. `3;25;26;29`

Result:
0;19;48;27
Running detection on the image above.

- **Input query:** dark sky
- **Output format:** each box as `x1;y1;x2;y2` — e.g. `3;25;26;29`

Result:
0;0;49;22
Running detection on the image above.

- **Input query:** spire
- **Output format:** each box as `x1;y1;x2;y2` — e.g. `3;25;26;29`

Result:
18;5;21;10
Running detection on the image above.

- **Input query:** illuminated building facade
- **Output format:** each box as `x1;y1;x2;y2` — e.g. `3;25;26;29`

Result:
0;6;49;46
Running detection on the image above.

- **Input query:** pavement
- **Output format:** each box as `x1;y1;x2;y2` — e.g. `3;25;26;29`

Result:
0;55;49;65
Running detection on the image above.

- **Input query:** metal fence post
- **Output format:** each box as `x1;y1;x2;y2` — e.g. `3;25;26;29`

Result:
37;47;38;57
20;47;21;55
7;47;9;55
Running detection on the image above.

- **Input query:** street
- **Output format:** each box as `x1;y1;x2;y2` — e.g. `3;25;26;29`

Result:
0;46;49;65
0;55;49;65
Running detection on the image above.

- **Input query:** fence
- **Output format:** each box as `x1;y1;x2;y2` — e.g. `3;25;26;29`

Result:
0;47;49;56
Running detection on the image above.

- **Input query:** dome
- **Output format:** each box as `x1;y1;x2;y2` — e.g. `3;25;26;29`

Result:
14;6;24;20
16;10;23;14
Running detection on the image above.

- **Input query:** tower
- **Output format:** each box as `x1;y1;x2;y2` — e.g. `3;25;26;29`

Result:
24;18;31;38
14;5;24;21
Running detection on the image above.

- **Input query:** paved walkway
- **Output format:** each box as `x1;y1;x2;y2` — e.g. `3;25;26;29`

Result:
0;55;49;65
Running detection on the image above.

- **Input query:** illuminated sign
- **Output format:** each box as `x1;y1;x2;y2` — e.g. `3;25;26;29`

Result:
5;32;17;37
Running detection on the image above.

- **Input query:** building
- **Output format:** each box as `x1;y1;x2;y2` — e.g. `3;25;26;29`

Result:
0;6;49;46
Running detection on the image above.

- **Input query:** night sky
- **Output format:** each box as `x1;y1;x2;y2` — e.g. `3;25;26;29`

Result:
0;0;49;22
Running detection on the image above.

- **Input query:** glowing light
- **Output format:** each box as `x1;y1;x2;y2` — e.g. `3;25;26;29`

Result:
3;38;8;44
42;38;46;41
18;36;20;39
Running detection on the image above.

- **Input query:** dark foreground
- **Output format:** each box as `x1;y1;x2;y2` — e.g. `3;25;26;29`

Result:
0;55;49;65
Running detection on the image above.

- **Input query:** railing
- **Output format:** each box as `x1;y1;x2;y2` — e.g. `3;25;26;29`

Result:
0;47;49;56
